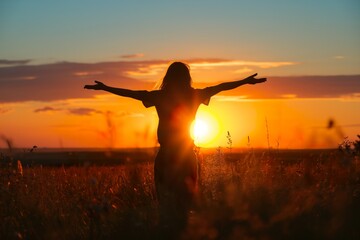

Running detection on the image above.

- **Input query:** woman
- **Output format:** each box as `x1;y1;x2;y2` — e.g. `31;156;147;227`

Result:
84;62;266;226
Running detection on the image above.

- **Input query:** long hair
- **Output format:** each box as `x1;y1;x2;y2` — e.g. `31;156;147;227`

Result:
160;62;192;90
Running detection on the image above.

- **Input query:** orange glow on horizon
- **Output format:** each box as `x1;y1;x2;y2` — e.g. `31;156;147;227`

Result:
1;91;359;149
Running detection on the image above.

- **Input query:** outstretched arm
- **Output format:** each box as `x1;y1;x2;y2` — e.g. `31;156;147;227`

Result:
84;81;147;101
203;73;266;97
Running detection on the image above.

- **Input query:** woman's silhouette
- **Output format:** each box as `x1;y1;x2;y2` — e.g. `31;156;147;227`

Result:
84;62;266;228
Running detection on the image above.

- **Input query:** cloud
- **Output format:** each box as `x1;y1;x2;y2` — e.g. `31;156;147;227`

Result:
263;75;360;99
34;106;61;113
73;71;103;77
211;75;360;100
281;94;298;99
0;107;11;114
0;61;156;103
124;59;296;77
117;111;145;118
125;63;168;77
234;67;253;74
0;59;359;103
121;53;145;59
16;76;37;80
34;106;102;116
67;107;102;116
187;59;297;69
0;59;31;66
213;95;248;102
339;93;360;100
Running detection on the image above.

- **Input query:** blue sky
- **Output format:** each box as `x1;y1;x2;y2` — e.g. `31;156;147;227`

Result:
1;0;359;75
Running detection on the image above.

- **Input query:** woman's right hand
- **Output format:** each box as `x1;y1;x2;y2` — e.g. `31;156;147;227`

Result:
84;81;106;90
245;73;267;84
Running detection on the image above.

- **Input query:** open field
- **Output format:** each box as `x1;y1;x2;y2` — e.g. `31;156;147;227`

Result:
1;148;360;239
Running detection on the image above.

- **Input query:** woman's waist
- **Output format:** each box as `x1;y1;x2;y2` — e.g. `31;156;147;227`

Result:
158;137;194;148
155;144;197;166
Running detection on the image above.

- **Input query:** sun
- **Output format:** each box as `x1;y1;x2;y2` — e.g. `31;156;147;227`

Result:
192;119;209;141
190;108;221;147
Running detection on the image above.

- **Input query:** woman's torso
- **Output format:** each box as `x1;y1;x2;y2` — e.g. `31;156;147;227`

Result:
154;89;202;147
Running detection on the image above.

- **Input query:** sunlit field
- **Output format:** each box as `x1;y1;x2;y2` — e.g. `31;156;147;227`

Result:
1;145;359;240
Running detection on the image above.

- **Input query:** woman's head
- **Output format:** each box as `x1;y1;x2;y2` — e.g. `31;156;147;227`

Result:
160;62;192;90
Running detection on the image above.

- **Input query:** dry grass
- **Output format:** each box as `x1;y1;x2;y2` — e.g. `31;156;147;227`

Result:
1;149;359;239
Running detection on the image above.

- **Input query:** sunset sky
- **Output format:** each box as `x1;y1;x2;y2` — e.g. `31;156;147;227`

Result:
1;0;359;149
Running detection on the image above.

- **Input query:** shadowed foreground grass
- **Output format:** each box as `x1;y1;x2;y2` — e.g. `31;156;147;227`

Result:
1;149;359;239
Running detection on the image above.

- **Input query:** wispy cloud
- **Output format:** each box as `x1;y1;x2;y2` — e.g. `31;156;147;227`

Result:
0;59;31;66
339;93;360;100
34;106;104;116
73;71;103;77
121;53;145;59
234;67;253;74
125;63;168;77
34;106;61;113
117;111;145;118
4;76;38;81
213;95;249;102
281;94;298;99
0;107;11;114
189;60;297;69
67;108;102;116
333;55;345;60
124;59;296;77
